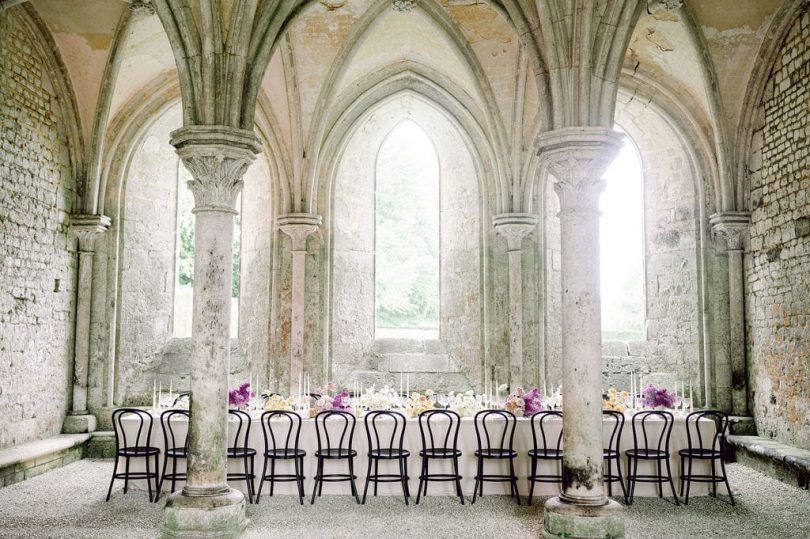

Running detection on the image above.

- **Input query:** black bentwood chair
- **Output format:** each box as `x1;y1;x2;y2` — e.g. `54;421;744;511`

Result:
416;409;464;505
602;409;629;503
257;410;306;505
106;408;160;502
527;410;563;505
311;410;360;504
472;409;521;505
155;409;190;502
362;410;410;505
227;410;257;504
679;410;734;505
626;410;679;505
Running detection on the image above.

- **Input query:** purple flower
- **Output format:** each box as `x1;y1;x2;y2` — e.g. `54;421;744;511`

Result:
228;382;252;407
642;384;679;409
523;387;544;415
332;389;353;413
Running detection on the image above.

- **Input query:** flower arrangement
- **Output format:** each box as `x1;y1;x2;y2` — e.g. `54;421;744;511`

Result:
504;387;544;417
447;390;481;417
642;384;679;409
310;382;353;416
357;385;398;412
603;387;630;412
405;389;436;418
228;383;253;409
263;394;294;411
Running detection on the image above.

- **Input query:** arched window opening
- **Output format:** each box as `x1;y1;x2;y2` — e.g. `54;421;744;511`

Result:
173;163;241;338
600;136;645;341
375;120;440;339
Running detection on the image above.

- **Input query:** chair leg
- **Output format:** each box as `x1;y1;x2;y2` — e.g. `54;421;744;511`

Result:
404;459;411;498
373;459;380;497
310;458;321;505
452;456;464;505
145;454;154;503
509;458;521;505
665;456;679;506
398;457;409;505
362;456;373;504
719;457;735;506
243;454;253;504
615;454;628;504
628;456;639;505
679;455;685;498
123;456;131;495
170;457;179;495
656;458;663;498
153;454;160;503
528;457;537;506
257;456;269;504
296;456;305;506
711;457;718;498
472;456;482;504
422;458;430;498
156;451;169;502
685;456;694;505
416;458;426;505
268;457;276;497
106;455;120;502
348;457;360;504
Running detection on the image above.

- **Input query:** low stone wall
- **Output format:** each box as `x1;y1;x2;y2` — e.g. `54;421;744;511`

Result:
0;434;90;488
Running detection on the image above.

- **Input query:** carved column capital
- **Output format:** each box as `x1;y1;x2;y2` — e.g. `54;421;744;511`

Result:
170;126;261;214
127;0;155;16
710;212;751;252
69;214;111;252
392;0;416;11
536;127;624;213
493;213;538;251
278;213;322;252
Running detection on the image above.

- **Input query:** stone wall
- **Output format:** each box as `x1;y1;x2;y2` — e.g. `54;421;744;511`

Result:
746;7;810;450
0;12;79;447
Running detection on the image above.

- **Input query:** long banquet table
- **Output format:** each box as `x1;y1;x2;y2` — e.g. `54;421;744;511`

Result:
120;410;725;498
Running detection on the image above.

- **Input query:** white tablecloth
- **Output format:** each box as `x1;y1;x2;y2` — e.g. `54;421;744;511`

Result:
120;411;724;498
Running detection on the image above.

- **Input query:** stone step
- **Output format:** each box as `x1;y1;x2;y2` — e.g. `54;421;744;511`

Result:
727;434;810;489
0;433;91;488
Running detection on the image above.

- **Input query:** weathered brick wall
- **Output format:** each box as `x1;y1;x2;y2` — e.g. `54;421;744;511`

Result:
0;13;78;447
746;8;810;450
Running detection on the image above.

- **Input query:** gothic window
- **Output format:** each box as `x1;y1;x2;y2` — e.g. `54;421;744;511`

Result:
600;136;645;340
375;120;440;338
173;163;241;338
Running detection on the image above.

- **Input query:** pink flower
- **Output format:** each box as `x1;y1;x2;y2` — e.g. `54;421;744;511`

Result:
332;389;353;412
523;387;544;415
228;382;251;407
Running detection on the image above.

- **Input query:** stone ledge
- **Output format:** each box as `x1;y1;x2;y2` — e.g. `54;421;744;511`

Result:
0;433;91;488
727;435;810;489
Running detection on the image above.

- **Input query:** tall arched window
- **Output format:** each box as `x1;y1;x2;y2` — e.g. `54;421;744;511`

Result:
173;163;241;338
375;120;440;339
600;136;645;340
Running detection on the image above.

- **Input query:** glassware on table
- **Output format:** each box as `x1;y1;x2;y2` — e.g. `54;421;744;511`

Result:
438;393;449;409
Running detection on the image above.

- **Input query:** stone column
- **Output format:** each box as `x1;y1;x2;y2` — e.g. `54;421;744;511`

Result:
710;212;751;416
62;214;110;434
162;126;260;539
278;214;321;396
537;127;624;539
493;213;537;389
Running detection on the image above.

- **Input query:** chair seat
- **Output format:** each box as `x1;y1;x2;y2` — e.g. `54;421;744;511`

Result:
678;448;721;459
420;448;461;459
265;448;306;459
315;448;357;459
475;448;517;459
228;447;257;458
370;448;410;459
118;446;160;457
165;447;187;458
529;448;562;459
603;448;620;458
626;448;669;459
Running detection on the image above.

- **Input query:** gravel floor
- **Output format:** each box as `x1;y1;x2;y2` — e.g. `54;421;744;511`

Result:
0;460;807;538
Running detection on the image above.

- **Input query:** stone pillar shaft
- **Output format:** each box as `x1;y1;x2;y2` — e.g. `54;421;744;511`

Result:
278;214;321;396
64;214;110;434
710;212;750;416
162;126;260;539
494;213;537;389
537;127;624;533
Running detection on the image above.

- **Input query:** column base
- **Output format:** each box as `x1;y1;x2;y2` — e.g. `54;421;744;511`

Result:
543;496;624;539
62;413;97;434
162;487;248;538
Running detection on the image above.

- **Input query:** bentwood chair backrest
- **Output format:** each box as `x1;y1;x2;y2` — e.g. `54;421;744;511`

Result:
314;410;356;454
112;408;154;451
684;410;728;453
261;410;302;456
161;409;190;452
474;409;517;452
602;409;625;452
418;409;461;453
364;410;407;455
530;411;563;456
631;410;674;453
228;409;253;451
